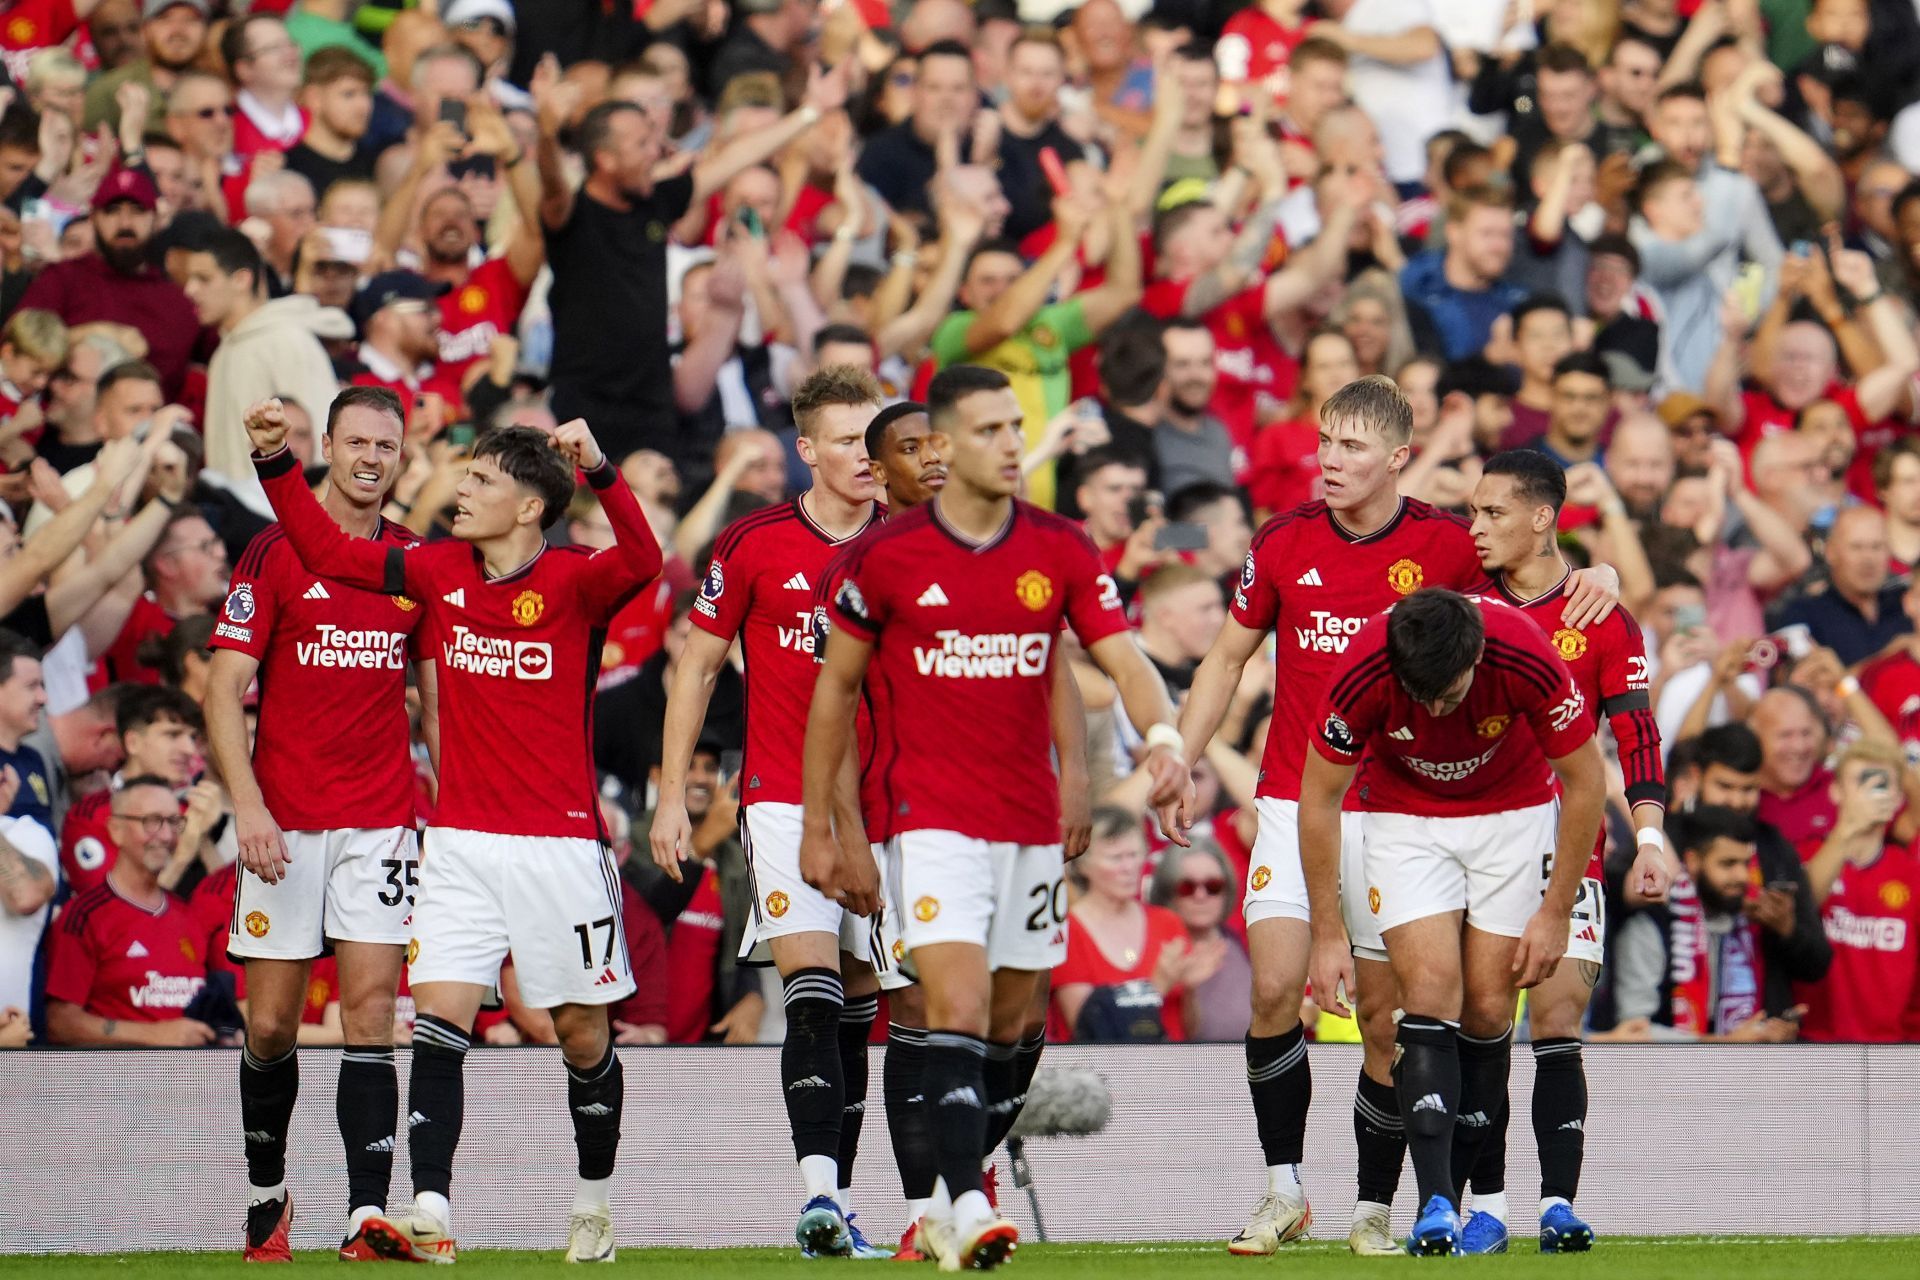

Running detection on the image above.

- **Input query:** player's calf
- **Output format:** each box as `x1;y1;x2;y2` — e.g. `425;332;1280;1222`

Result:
555;1004;623;1229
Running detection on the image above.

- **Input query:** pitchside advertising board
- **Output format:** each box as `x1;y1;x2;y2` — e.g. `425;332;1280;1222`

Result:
4;1044;1916;1251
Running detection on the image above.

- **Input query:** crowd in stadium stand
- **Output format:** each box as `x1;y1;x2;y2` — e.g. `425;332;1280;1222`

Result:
0;0;1916;1053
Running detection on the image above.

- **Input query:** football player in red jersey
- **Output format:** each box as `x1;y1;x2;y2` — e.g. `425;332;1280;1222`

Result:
1449;450;1673;1252
1170;375;1618;1257
206;387;430;1262
1300;588;1607;1255
802;365;1186;1271
244;399;662;1265
647;367;897;1259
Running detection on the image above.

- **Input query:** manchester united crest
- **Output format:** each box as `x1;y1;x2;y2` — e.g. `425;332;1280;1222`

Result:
1884;881;1913;910
1251;866;1272;891
767;891;790;919
458;285;488;315
1553;628;1587;661
245;911;270;938
1387;559;1424;595
511;589;544;627
914;896;941;922
1477;714;1511;739
393;595;417;612
407;938;420;964
1368;886;1381;915
1015;570;1054;610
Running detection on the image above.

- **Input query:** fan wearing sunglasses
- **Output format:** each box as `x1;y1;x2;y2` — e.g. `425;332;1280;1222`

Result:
1049;808;1226;1042
1148;841;1251;1042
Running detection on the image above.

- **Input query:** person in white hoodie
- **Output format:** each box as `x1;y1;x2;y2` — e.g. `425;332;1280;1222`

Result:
187;227;349;514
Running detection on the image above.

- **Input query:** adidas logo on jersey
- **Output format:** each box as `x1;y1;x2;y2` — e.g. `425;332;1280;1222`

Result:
125;940;149;958
303;582;331;600
442;588;466;608
783;571;811;591
1410;1093;1446;1114
407;1111;429;1129
574;1102;613;1117
1296;568;1323;586
917;583;951;607
364;1136;395;1153
1389;727;1414;741
789;1076;831;1090
1575;926;1598;943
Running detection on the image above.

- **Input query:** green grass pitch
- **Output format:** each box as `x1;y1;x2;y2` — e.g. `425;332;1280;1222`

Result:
9;1239;1918;1277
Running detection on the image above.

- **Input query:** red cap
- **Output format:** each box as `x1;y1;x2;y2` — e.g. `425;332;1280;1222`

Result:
92;168;158;214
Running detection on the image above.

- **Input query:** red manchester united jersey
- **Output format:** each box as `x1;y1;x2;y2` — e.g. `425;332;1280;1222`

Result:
1232;499;1482;802
436;257;533;395
211;517;423;832
1797;842;1920;1043
692;497;880;807
255;448;664;840
818;529;895;842
828;500;1129;845
1312;596;1596;817
1860;650;1920;767
45;882;212;1022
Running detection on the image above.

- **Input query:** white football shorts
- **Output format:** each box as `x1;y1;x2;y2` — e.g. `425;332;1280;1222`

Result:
738;802;907;988
228;827;419;960
1360;800;1560;942
894;829;1067;973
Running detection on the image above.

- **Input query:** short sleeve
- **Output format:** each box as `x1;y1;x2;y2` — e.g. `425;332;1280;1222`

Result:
1311;622;1387;765
655;172;696;224
1061;527;1129;648
4;817;57;875
43;913;96;1008
1510;631;1596;758
690;534;753;641
208;543;278;662
929;311;974;367
1229;531;1281;632
1049;299;1095;354
1140;278;1190;320
828;554;886;640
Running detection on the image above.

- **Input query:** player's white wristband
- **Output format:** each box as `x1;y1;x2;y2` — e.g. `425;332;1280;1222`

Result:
1145;722;1186;761
1636;826;1665;851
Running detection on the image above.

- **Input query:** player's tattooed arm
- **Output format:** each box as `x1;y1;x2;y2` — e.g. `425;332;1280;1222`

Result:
0;831;53;917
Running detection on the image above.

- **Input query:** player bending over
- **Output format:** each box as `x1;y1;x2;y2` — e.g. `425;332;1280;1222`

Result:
209;387;433;1261
244;398;662;1264
649;367;899;1258
1169;374;1617;1256
1299;588;1606;1256
802;365;1186;1271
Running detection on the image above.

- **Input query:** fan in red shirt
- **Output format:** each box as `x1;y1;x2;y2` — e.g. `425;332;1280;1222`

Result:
1170;375;1618;1256
97;506;233;687
57;687;202;894
1798;747;1920;1043
645;368;888;1249
225;13;308;159
1302;589;1607;1250
1459;451;1673;1242
346;272;466;429
204;386;431;1262
243;399;661;1262
1141;173;1362;465
1049;813;1194;1042
1217;0;1311;110
45;775;221;1047
804;365;1187;1268
1858;618;1920;766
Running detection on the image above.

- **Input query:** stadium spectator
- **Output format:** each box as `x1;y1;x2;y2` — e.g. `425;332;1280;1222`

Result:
84;0;210;135
283;46;377;194
1751;686;1841;857
1156;321;1236;495
57;685;204;894
0;632;52;832
1798;741;1920;1042
1135;563;1227;698
44;774;224;1047
1051;808;1209;1043
1146;840;1252;1043
1527;351;1612;472
0;801;58;1035
1400;185;1525;362
1778;507;1913;666
225;13;307;160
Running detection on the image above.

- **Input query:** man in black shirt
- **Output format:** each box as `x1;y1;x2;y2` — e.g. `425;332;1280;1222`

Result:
283;46;377;197
994;30;1087;243
535;55;849;464
855;40;977;218
707;0;818;100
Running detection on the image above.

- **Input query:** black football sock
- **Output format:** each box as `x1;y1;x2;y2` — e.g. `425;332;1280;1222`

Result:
980;1039;1020;1158
1468;1091;1509;1203
240;1042;298;1199
1393;1017;1460;1210
1449;1025;1512;1208
781;968;846;1192
1531;1038;1588;1204
339;1044;399;1217
406;1014;471;1202
1246;1024;1312;1174
985;1028;1045;1153
836;993;877;1195
923;1030;989;1200
566;1044;624;1180
883;1022;937;1202
1354;1068;1406;1209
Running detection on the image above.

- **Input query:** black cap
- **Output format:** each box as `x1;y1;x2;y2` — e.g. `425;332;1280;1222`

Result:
1439;356;1520;401
350;270;448;331
153;209;225;256
1796;42;1861;91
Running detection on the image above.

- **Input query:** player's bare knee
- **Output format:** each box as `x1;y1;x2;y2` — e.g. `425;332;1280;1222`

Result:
841;954;879;999
889;983;926;1028
340;990;399;1046
1459;988;1516;1039
1530;987;1587;1042
551;1004;612;1066
245;1011;299;1060
1249;970;1304;1029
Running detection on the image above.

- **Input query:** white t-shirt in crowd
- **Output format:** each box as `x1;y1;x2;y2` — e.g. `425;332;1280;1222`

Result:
1340;0;1454;185
0;814;58;1012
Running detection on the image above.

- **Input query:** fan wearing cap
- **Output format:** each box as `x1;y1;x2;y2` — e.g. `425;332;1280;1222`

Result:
83;0;212;137
442;0;528;112
345;271;464;430
17;167;199;402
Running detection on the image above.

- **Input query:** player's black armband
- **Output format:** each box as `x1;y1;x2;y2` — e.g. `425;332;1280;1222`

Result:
382;548;407;598
253;447;298;478
584;459;619;491
1600;690;1650;717
1625;781;1667;807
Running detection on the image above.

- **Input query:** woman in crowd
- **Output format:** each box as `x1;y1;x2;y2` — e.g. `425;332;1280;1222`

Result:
1146;840;1249;1042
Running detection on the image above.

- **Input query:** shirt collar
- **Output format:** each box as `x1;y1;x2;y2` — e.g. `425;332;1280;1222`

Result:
236;90;303;143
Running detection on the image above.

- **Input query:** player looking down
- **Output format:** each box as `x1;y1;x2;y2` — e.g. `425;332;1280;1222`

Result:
1300;588;1607;1256
802;365;1186;1271
243;397;663;1265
